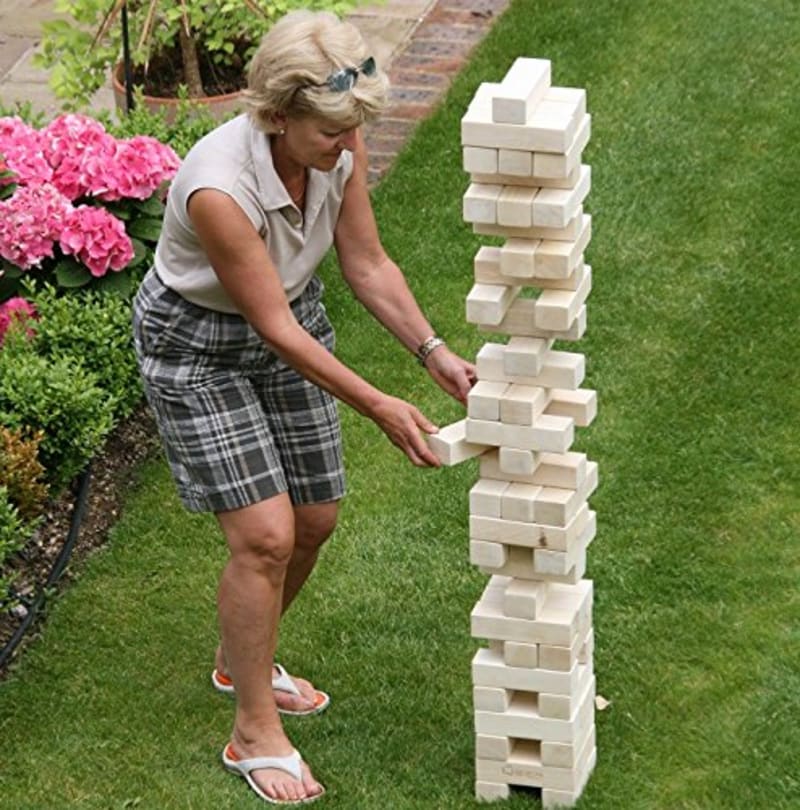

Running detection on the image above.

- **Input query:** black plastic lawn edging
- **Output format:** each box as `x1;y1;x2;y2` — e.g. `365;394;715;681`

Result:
0;464;93;672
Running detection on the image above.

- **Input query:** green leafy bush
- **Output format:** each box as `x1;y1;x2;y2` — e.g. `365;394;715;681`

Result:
0;485;26;604
0;426;48;522
0;328;115;491
28;285;143;420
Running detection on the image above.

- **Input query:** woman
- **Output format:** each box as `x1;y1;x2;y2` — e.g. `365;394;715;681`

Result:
133;9;475;805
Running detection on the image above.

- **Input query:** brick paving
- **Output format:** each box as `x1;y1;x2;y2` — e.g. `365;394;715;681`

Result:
365;0;510;185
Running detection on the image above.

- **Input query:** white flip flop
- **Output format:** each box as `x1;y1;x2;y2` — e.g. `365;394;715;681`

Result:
221;743;325;805
211;663;331;716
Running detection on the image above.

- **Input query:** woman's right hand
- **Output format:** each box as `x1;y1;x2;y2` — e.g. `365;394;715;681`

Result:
369;394;442;467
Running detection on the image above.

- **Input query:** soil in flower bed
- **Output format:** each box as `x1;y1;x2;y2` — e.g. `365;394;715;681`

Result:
0;404;162;677
131;41;251;98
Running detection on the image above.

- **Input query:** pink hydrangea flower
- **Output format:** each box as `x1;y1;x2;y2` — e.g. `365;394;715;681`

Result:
99;135;181;201
0;182;71;269
0;116;52;186
59;204;134;277
0;296;37;345
40;114;118;200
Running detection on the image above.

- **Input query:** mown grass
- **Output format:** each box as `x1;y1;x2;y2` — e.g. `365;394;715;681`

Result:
2;0;799;807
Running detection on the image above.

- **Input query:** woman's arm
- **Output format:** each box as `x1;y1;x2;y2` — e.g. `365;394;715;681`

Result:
334;132;476;403
187;188;441;467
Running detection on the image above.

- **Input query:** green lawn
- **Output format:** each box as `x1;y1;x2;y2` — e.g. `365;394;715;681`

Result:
2;0;799;807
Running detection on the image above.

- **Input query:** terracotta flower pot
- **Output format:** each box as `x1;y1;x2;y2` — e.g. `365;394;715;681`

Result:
112;62;245;124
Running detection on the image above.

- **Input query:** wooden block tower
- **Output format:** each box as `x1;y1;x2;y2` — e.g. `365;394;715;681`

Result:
428;58;597;807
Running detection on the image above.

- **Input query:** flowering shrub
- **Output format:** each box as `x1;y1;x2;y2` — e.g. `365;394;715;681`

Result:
0;113;180;298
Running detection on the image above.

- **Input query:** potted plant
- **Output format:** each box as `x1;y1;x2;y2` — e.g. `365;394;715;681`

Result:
36;0;362;112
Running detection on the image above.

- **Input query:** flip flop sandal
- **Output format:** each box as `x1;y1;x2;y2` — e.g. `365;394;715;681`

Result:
222;743;325;805
211;663;331;716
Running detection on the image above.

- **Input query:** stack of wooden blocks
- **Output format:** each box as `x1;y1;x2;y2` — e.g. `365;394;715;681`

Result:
428;58;597;807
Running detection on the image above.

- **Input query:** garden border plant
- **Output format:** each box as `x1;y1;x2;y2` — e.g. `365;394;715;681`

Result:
0;102;224;637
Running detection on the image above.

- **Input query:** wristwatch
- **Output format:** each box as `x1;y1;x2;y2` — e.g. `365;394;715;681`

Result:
416;335;446;366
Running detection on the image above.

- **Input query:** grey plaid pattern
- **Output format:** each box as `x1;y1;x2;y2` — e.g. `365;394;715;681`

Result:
133;269;345;513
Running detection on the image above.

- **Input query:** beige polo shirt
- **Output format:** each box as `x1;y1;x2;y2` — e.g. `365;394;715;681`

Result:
155;114;354;313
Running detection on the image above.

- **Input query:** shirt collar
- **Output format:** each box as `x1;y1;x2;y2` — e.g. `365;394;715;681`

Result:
248;117;341;226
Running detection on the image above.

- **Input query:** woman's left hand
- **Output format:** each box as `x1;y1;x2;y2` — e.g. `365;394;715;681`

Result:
424;345;477;405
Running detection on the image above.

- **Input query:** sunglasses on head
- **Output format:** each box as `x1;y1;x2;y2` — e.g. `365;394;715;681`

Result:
314;56;377;92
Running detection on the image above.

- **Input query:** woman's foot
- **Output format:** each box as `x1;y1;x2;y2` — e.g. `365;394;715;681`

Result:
223;734;325;804
212;662;329;715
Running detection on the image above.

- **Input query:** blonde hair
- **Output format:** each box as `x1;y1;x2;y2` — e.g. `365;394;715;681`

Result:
244;10;389;133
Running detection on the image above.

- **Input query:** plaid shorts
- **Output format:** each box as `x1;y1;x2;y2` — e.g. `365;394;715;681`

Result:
132;269;345;513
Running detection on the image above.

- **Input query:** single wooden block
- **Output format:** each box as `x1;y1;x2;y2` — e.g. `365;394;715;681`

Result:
535;215;592;278
504;640;539;668
472;645;582;695
470;501;591;551
498;446;539;476
497;185;538;228
488;638;505;655
475;207;585;243
503;576;548;619
499;384;549;426
498;147;533;176
541;723;595;768
466;417;503;446
470;477;510;518
545;86;587;118
534;113;591;179
468;380;510;421
474;685;511;712
579;626;595;666
470;539;509;568
475;780;510;801
501;481;541;523
522;98;582;153
500;238;540;278
476;734;513;761
464;182;502;224
539;624;592;673
471;576;593;646
426;419;491;465
467;282;520;326
503;336;552;377
463;145;499;174
534;265;592;332
532;165;591;229
480;448;588;489
545;387;597;427
492;57;551;124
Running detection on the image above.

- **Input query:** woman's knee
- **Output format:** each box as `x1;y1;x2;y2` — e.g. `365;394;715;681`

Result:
294;501;339;552
218;495;296;571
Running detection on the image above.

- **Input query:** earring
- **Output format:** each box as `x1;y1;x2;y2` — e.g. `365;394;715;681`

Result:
278;128;285;135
